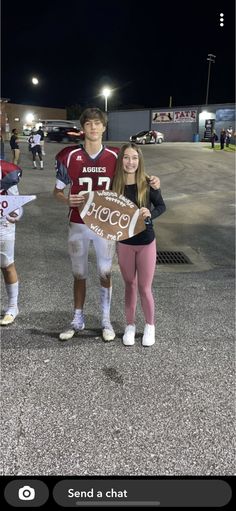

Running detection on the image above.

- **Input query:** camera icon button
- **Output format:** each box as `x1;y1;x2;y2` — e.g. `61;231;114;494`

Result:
4;480;49;507
18;485;36;501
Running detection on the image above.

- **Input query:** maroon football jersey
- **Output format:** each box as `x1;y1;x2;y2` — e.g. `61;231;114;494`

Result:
0;160;22;195
56;145;119;223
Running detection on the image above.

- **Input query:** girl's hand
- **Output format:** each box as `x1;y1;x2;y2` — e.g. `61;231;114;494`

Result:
140;207;151;220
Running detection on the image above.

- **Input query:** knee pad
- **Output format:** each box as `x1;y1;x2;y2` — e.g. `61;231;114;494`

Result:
0;252;14;268
68;241;88;279
0;240;15;268
97;258;113;279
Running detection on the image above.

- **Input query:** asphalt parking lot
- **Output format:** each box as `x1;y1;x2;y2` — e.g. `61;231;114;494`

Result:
1;139;235;477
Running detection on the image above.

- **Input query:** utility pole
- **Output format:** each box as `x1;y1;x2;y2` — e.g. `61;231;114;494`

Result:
205;54;216;105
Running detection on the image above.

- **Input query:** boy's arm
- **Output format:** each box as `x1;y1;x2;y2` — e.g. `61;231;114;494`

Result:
53;186;69;205
53;186;85;207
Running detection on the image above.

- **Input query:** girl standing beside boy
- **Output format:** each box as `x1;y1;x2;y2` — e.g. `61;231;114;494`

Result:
112;143;166;347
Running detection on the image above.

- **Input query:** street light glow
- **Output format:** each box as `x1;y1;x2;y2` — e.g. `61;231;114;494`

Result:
25;113;35;123
102;87;111;112
199;110;209;120
32;77;39;85
102;87;111;99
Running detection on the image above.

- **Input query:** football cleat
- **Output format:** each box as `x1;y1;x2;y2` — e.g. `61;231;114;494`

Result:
59;312;85;341
0;307;19;326
102;321;116;342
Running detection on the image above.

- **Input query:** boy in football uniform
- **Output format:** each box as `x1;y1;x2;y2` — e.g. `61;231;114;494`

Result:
54;108;160;342
0;160;23;325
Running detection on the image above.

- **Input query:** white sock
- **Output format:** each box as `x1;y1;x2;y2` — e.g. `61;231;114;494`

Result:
72;308;84;327
6;282;19;311
74;308;83;318
100;286;112;324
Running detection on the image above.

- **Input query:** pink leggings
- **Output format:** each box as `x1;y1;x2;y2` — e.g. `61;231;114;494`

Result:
117;240;156;325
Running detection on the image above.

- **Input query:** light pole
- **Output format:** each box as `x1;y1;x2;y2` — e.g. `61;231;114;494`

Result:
102;87;111;112
205;54;216;105
101;87;111;140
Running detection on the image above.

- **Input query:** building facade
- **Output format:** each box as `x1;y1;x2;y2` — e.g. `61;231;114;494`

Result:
108;103;235;142
0;100;67;140
1;100;235;143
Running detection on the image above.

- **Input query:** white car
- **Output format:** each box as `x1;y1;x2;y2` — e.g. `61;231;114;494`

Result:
22;127;32;136
130;130;164;144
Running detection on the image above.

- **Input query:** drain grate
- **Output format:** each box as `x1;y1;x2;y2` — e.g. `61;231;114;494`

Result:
156;251;192;264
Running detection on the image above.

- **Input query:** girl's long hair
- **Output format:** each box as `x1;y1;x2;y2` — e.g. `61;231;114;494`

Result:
112;143;149;207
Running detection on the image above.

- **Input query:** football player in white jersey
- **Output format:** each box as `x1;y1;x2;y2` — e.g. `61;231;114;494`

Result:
0;160;23;325
54;108;160;342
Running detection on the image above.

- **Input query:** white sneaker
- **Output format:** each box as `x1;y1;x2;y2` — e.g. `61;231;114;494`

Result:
102;321;115;342
0;307;19;326
59;327;76;341
59;311;85;341
123;324;136;346
142;324;155;346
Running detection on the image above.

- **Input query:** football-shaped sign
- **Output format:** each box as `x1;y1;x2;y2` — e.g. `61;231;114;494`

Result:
0;195;37;218
78;190;146;241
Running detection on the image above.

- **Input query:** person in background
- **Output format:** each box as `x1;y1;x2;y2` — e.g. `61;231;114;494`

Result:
112;143;166;347
0;135;5;159
149;130;157;143
28;129;44;169
38;125;45;155
10;129;20;165
211;129;218;149
226;126;233;147
0;159;23;325
53;107;161;342
220;128;226;150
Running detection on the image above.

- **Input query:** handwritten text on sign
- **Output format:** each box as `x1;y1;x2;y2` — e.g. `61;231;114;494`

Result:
79;190;146;241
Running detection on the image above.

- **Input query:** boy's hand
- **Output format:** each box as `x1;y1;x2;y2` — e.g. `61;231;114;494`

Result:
6;211;19;223
149;176;160;190
68;193;86;207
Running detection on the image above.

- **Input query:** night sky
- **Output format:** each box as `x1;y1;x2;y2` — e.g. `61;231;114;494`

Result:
1;0;235;110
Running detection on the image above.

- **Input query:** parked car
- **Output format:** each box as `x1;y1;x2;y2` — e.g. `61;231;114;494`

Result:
46;126;84;143
41;119;80;131
130;130;164;144
23;127;32;136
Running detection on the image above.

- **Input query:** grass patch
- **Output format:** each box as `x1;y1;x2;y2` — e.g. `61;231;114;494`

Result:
204;144;236;152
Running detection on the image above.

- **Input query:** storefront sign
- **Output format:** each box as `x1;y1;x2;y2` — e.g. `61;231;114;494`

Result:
152;111;174;123
152;110;197;123
174;110;197;122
